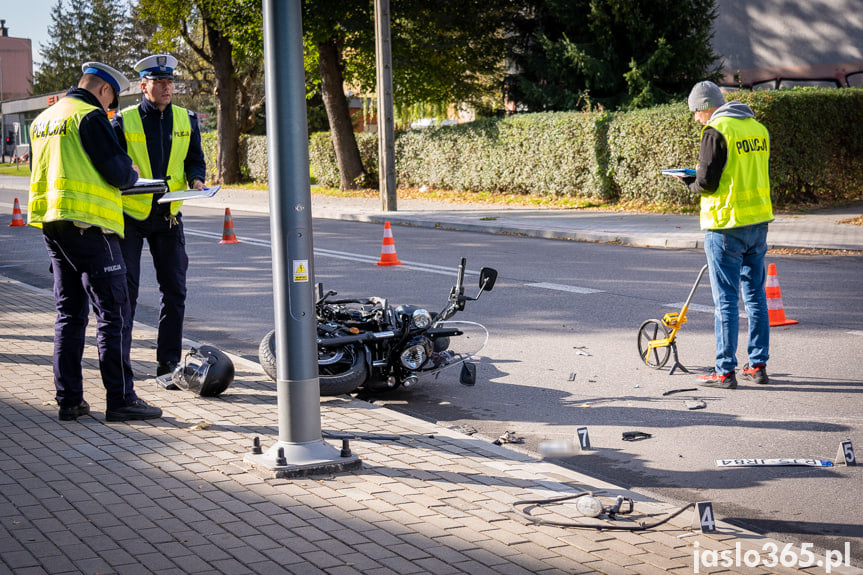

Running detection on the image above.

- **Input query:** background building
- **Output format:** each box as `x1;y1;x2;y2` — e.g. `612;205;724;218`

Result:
1;19;34;160
713;0;863;88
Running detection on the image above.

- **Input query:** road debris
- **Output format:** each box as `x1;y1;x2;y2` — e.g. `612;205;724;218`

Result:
494;430;524;445
662;387;698;396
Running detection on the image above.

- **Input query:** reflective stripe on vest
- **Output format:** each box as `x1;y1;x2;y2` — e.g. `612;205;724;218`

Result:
699;115;774;230
120;104;192;219
28;97;125;235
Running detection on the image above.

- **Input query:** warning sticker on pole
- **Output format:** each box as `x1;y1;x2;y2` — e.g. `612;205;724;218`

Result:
293;260;309;282
715;458;833;468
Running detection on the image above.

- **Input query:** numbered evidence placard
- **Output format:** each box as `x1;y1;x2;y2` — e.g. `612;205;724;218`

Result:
576;426;591;450
695;501;716;533
836;440;856;466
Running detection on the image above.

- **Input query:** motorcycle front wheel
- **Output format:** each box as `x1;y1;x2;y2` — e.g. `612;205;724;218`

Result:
258;329;368;395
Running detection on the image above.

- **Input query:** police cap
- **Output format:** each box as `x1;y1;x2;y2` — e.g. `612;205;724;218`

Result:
134;54;179;80
81;62;130;109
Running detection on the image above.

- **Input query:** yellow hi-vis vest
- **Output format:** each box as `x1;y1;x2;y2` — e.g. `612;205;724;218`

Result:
120;104;192;219
699;115;774;230
28;97;126;235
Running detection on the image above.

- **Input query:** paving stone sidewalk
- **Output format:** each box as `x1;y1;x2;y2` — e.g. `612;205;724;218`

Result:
1;275;860;575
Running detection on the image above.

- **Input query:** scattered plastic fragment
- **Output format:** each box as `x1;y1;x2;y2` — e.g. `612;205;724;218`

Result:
622;431;652;441
684;400;706;410
662;388;698;396
494;430;524;445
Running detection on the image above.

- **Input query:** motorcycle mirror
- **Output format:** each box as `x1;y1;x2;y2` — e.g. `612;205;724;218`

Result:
460;362;477;386
479;267;497;292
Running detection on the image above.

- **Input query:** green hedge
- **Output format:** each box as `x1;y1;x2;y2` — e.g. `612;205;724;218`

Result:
217;88;863;206
397;112;604;198
734;89;863;203
605;102;702;206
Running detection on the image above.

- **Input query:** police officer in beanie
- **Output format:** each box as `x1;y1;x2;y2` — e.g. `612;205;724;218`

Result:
112;54;206;377
28;62;163;422
675;80;773;389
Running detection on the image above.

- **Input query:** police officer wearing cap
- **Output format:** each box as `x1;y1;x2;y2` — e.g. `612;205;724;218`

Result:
28;62;163;422
112;54;206;377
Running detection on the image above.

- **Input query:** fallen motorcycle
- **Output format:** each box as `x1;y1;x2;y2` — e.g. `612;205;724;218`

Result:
259;258;497;395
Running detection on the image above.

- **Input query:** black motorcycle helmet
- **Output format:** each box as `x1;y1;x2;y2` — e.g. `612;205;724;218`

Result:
173;346;235;397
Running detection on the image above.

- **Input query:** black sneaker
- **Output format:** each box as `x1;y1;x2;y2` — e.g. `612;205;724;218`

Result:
106;399;163;422
740;363;769;385
157;361;178;376
59;400;90;421
697;370;737;389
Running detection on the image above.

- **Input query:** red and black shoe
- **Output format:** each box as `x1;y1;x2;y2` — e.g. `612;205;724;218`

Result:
740;363;769;385
697;370;737;389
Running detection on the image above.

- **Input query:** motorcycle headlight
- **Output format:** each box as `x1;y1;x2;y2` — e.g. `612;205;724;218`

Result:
411;308;432;329
400;341;430;370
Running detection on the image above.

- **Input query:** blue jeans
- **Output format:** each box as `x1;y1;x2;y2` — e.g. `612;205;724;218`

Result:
704;223;770;375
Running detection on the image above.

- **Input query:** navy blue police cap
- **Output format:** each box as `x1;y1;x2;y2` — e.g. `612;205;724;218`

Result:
81;62;130;109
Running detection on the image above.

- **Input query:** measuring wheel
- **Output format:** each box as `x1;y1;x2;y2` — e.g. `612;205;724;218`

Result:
637;319;671;369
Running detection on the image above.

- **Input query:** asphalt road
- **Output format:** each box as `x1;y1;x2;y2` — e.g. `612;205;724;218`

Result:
2;189;862;564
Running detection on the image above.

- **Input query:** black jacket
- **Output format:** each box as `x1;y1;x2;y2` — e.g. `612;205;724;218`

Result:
62;87;139;190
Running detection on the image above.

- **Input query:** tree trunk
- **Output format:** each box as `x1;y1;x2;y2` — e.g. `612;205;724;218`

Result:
318;37;366;190
206;19;240;185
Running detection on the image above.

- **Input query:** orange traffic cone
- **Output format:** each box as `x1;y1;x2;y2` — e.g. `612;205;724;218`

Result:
766;263;797;327
375;221;402;266
219;208;240;244
9;198;25;227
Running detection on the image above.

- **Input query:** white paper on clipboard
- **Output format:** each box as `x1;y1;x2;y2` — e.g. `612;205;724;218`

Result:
157;186;221;203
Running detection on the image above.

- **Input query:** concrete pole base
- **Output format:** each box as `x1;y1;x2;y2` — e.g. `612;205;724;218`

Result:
244;439;362;478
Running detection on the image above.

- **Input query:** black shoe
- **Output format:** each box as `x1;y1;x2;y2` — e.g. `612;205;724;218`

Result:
697;370;737;389
59;400;90;421
157;361;178;376
106;399;163;422
740;363;769;385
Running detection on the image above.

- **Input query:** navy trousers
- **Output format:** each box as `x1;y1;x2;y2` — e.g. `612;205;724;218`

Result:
119;211;188;366
42;221;137;410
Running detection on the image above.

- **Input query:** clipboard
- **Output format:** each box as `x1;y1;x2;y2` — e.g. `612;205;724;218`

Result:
157;186;221;203
661;169;696;177
121;178;169;195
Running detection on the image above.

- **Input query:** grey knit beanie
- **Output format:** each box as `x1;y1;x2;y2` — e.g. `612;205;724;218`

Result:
688;80;726;112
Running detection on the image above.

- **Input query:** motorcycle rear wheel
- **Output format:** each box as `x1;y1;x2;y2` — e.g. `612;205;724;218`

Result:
258;329;368;395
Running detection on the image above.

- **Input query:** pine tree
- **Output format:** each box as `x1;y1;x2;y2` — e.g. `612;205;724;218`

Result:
506;0;722;111
31;0;136;95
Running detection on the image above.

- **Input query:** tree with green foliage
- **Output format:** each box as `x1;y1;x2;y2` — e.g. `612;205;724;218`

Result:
304;0;520;190
506;0;721;111
134;0;263;184
32;0;139;94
